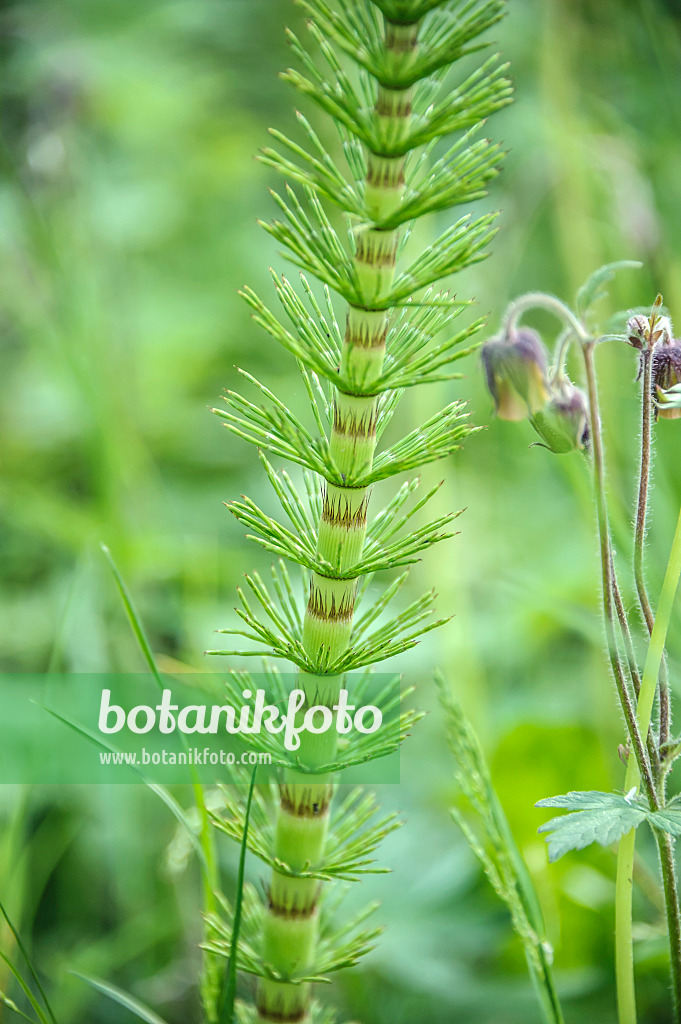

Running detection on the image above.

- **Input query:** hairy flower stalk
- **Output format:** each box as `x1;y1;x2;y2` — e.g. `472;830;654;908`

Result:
488;278;681;1024
207;2;511;1021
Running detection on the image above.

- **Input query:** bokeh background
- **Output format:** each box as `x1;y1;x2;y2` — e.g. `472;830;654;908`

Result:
2;0;681;1021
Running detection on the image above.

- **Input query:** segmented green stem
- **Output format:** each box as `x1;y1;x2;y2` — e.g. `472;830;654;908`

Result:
256;19;416;1024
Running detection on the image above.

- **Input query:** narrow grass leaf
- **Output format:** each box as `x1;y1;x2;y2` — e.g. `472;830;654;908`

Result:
72;973;170;1024
0;990;38;1024
100;544;164;690
0;953;50;1024
0;897;56;1024
39;705;210;878
218;766;258;1024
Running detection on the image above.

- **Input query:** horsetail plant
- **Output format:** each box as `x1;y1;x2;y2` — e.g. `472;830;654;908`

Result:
206;1;511;1022
484;272;681;1024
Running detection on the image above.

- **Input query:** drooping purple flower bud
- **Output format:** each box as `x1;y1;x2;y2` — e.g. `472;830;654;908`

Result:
529;381;589;454
481;327;550;421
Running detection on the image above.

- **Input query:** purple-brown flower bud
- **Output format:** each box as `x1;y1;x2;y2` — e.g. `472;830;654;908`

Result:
529;381;589;454
627;312;673;350
652;340;681;420
627;314;649;350
481;327;550;421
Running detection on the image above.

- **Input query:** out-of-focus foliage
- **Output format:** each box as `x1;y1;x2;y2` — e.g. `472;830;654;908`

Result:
2;0;681;1021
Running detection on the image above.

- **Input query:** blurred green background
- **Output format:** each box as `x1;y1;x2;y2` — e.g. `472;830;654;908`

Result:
2;0;681;1021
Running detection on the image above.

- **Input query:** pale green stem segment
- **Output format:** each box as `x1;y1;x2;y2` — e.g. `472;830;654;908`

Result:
616;504;681;1024
256;19;417;1024
615;832;637;1024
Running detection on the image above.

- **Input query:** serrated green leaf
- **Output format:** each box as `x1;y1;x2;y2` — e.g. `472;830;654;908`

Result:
536;791;646;862
648;806;681;837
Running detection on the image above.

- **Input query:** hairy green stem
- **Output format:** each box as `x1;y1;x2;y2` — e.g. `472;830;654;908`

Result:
634;346;671;749
583;334;681;1024
505;302;659;772
635;349;653;635
582;340;657;1024
502;292;588;343
625;501;681;1021
582;343;655;802
610;563;641;701
500;260;681;1024
504;305;658;775
550;327;575;384
658;829;681;1022
610;556;662;776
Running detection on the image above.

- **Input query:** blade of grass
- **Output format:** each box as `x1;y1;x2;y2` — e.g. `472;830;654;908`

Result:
0;952;49;1024
39;704;210;876
100;544;164;689
72;972;171;1024
438;676;564;1024
0;989;40;1024
218;766;258;1024
0;898;56;1024
100;543;222;1021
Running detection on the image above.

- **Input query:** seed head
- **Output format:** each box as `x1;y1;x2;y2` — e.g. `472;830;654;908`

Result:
626;314;650;350
627;306;673;350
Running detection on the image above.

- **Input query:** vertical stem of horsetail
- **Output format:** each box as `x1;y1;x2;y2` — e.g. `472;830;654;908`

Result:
256;18;414;1024
209;2;511;1018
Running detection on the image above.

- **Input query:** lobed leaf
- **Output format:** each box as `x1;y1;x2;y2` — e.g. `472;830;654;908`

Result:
536;791;647;863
